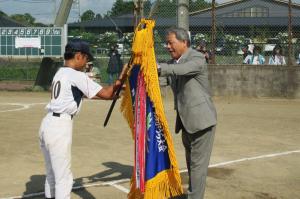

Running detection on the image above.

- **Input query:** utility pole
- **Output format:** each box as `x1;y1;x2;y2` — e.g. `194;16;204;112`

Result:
288;0;293;66
134;0;144;28
211;0;216;64
177;0;189;30
73;0;81;22
54;0;73;27
53;0;57;25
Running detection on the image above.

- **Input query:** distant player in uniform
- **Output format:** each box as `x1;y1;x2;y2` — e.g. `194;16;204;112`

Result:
38;39;126;199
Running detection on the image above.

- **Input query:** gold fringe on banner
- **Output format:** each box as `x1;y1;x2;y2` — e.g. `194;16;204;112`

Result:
120;19;183;199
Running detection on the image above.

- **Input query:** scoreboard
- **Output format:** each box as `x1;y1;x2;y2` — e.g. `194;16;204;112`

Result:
0;26;67;57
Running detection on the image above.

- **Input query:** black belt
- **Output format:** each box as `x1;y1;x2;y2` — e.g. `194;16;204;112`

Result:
52;112;73;119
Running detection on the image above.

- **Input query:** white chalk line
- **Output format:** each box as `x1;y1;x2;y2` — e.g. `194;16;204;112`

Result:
1;149;299;199
0;103;46;113
0;101;99;113
0;100;107;113
180;149;300;173
0;179;130;199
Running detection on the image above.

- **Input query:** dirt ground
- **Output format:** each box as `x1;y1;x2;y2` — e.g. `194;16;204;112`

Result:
0;91;299;199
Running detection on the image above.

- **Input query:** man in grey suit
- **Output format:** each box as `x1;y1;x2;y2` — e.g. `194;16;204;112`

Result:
158;27;217;199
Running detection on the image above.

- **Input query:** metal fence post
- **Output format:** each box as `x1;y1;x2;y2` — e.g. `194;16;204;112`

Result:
288;0;293;66
211;0;216;64
134;0;144;28
177;0;189;31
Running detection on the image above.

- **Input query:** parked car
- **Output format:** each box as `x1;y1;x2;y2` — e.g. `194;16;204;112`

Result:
264;38;280;55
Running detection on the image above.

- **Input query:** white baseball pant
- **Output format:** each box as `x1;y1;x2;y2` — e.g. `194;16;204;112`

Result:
39;112;74;199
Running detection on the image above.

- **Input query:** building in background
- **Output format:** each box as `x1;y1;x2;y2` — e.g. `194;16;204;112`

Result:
68;0;300;37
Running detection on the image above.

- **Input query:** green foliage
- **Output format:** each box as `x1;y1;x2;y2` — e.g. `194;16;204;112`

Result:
98;32;119;49
69;29;81;37
81;10;96;22
143;0;152;17
224;34;245;46
156;0;177;17
154;30;163;44
10;13;35;26
0;10;46;26
0;10;8;17
119;32;134;52
193;33;210;45
152;0;211;17
81;32;98;45
123;32;134;44
0;66;39;80
95;14;102;20
108;0;134;17
34;22;46;27
276;32;289;44
68;30;98;48
189;0;211;13
256;27;272;42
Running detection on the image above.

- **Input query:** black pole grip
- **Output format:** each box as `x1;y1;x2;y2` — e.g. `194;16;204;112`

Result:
103;55;134;127
103;80;125;127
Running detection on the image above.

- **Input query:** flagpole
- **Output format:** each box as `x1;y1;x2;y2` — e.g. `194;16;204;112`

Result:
103;1;160;127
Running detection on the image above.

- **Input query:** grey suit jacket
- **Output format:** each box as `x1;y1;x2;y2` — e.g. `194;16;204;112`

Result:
160;48;217;134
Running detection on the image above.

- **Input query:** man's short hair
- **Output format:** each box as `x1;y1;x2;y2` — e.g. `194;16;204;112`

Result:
166;27;191;47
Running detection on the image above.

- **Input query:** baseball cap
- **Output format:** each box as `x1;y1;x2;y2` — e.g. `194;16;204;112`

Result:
65;39;94;61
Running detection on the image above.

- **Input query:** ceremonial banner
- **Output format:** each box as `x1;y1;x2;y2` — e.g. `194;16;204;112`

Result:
121;19;183;199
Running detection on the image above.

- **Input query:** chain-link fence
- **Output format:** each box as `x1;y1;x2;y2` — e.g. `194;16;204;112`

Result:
146;0;300;66
2;0;300;83
91;0;300;67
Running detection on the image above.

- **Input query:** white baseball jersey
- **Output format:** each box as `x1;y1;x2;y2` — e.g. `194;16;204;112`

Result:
46;67;102;115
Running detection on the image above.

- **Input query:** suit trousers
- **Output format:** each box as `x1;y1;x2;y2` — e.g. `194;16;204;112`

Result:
182;126;216;199
39;113;74;199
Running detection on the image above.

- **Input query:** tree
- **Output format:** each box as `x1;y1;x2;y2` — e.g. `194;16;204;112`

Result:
34;22;46;27
98;32;119;49
95;14;102;20
0;10;8;17
104;0;211;18
81;32;98;46
81;10;95;22
189;0;211;13
69;29;82;38
143;0;152;17
107;0;134;17
10;13;35;25
156;0;176;17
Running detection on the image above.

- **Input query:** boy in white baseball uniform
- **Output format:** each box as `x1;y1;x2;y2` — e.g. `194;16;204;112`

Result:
39;39;126;199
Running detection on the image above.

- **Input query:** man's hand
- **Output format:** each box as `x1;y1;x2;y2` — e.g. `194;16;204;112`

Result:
112;79;123;92
118;64;129;82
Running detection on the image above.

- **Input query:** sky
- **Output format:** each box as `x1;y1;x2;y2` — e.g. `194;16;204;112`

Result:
0;0;116;24
0;0;299;24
